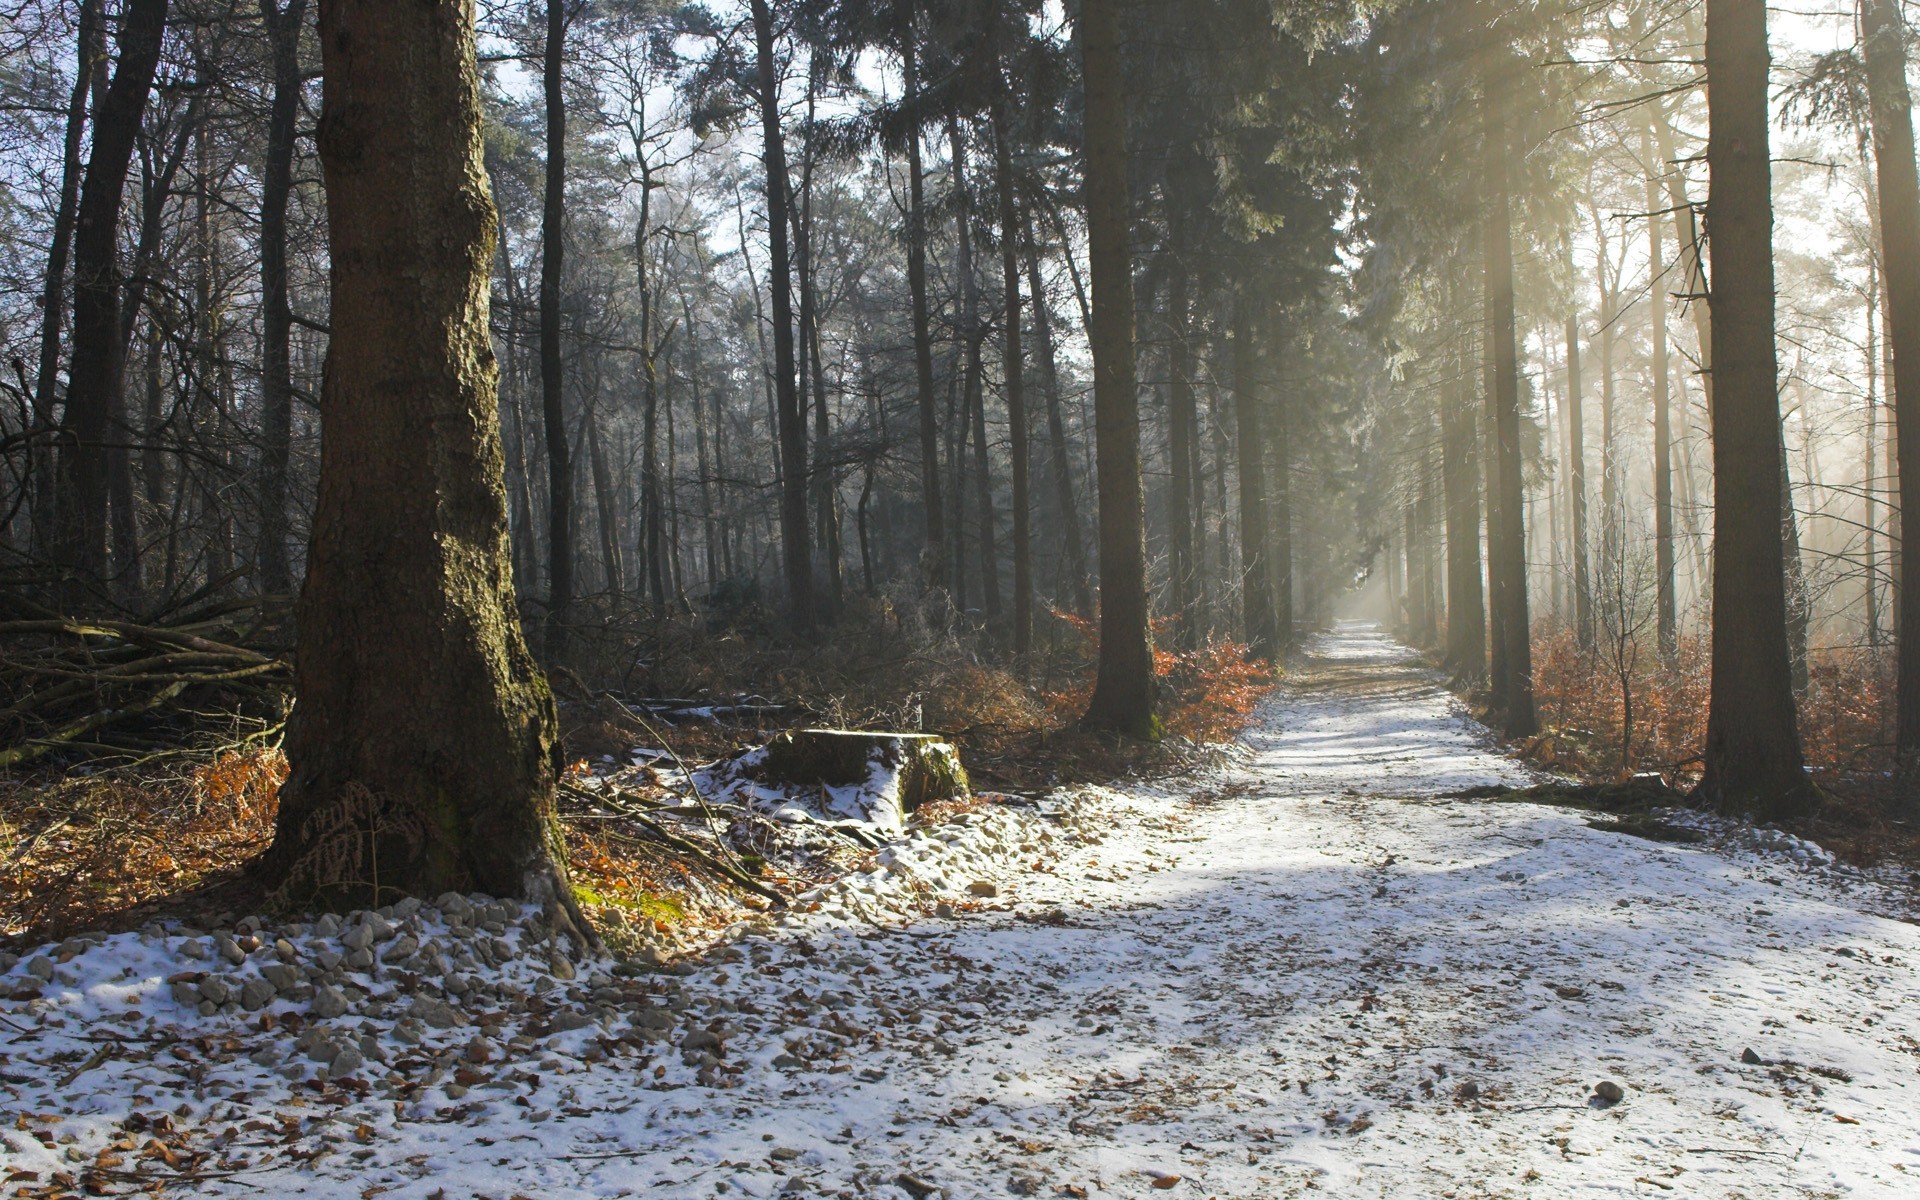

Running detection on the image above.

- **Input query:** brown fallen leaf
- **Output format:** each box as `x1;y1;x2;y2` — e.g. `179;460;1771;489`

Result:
1151;1174;1181;1189
1834;1114;1860;1125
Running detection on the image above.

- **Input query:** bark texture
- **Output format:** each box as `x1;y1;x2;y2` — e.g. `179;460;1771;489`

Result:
1861;0;1920;776
539;0;573;658
260;0;585;935
752;0;814;627
1077;0;1156;737
1482;79;1535;737
1693;0;1816;818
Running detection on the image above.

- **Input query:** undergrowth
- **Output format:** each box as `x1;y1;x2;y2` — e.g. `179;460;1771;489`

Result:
1519;622;1912;868
1;595;1276;947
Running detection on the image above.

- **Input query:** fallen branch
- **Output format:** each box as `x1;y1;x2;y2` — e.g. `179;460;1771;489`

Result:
0;678;189;769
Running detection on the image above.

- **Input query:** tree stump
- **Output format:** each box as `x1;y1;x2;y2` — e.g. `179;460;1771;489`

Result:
749;729;968;828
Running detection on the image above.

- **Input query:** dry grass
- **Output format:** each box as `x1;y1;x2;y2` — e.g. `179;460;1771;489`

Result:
1523;622;1916;870
0;745;285;940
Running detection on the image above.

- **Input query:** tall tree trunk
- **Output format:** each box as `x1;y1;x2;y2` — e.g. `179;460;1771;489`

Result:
498;224;538;593
261;0;588;942
587;388;624;599
1647;171;1677;659
1443;336;1485;676
1270;321;1294;644
1077;0;1155;737
1165;265;1198;648
750;0;813;627
1780;429;1810;692
1595;224;1620;574
256;0;307;596
1564;313;1592;648
637;193;667;610
793;60;840;617
539;0;573;657
804;254;841;614
1861;0;1920;774
1234;296;1277;658
1694;0;1815;817
684;294;717;595
30;0;102;558
1025;211;1092;616
900;28;944;594
993;98;1032;656
1482;74;1535;737
949;115;1000;623
56;0;168;595
1866;259;1882;649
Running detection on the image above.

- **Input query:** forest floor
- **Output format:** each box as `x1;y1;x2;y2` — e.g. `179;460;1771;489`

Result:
5;622;1920;1198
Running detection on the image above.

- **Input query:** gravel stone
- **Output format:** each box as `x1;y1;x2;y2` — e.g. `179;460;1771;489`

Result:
310;984;350;1019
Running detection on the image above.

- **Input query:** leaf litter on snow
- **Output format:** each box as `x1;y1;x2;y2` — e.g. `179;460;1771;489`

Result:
4;621;1920;1197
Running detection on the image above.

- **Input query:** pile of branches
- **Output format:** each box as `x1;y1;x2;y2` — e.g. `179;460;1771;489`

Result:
0;597;292;772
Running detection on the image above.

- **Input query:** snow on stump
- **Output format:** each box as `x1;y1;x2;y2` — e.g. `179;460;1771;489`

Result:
748;729;968;833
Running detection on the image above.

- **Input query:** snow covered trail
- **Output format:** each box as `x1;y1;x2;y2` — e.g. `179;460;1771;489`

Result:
7;621;1920;1199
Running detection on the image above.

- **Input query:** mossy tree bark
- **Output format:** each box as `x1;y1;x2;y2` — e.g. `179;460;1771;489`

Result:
259;0;588;942
1693;0;1817;819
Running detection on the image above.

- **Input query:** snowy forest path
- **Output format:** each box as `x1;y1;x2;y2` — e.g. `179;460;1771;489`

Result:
565;621;1920;1197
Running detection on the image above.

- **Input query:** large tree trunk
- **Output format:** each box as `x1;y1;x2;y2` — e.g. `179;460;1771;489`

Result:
1861;0;1920;775
539;0;573;658
1694;0;1815;817
1482;76;1535;737
1077;0;1156;737
1234;297;1277;658
900;28;945;594
751;0;814;627
56;0;168;595
992;99;1032;656
256;0;306;596
260;0;587;940
1443;335;1486;677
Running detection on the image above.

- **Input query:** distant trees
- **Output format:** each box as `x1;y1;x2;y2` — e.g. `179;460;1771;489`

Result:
3;0;1913;821
55;0;169;596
